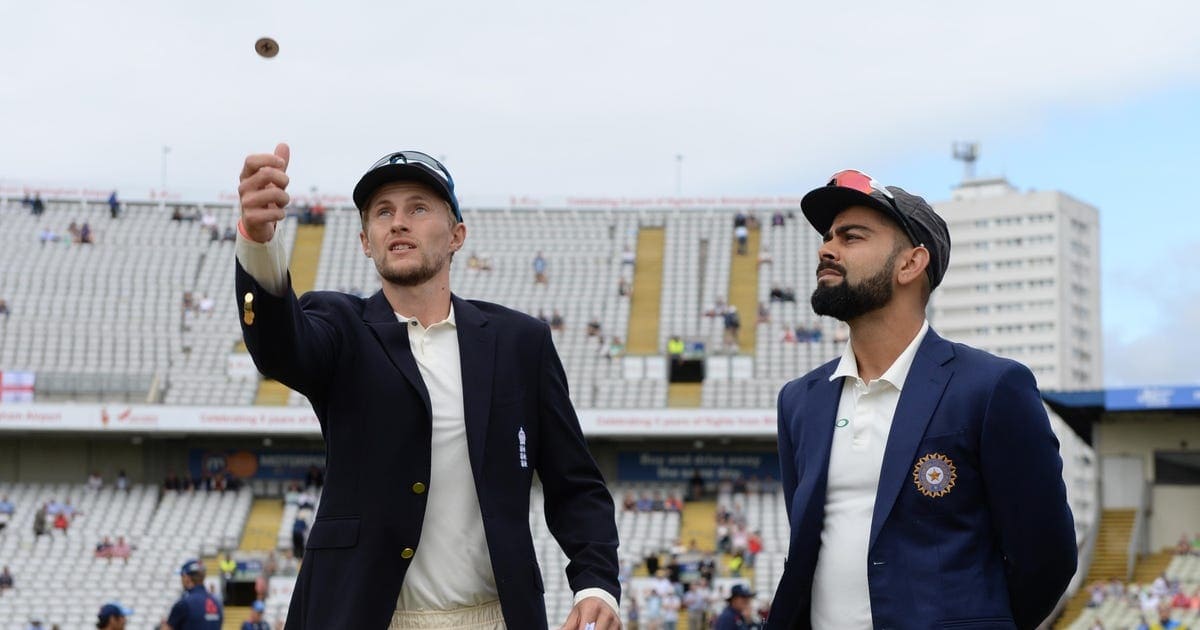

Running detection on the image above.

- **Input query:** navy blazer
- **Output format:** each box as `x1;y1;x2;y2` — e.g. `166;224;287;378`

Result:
236;263;620;629
766;329;1076;630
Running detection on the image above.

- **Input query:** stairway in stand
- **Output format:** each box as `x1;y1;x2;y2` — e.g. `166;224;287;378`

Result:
1054;508;1136;628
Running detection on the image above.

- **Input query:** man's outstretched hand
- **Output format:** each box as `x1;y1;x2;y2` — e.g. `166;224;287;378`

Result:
237;143;291;243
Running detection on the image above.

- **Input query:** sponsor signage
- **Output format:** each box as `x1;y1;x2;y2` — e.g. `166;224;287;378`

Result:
190;449;325;480
616;451;780;482
1106;387;1200;411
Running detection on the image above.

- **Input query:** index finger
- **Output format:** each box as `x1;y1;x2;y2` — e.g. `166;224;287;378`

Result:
240;152;287;180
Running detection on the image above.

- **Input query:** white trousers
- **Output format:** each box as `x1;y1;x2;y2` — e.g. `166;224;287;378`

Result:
389;600;507;630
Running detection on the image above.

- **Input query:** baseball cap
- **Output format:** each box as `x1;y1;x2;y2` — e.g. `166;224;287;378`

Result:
98;602;133;620
179;559;204;575
801;169;951;290
728;584;756;600
252;600;266;613
353;151;461;223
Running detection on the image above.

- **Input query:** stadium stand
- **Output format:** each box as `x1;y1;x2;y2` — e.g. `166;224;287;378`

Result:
0;481;250;629
0;195;1104;628
0;199;297;407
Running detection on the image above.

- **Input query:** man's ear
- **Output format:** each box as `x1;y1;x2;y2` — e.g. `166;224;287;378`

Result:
897;245;930;289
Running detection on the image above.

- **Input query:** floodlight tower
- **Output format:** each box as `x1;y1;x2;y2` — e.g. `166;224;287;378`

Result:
952;141;979;182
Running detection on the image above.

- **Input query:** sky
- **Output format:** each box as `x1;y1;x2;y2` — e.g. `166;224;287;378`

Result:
2;1;1198;387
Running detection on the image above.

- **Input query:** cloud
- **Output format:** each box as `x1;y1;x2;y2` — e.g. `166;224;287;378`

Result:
1;1;1198;199
1104;240;1200;386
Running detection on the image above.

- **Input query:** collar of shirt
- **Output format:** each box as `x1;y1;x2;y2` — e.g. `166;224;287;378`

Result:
829;319;930;391
394;305;457;331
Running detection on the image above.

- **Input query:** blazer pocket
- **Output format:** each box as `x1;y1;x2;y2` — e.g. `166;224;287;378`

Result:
940;617;1015;629
306;516;360;550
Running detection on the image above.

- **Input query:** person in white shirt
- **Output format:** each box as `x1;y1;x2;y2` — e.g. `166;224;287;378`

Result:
236;144;620;630
769;170;1075;629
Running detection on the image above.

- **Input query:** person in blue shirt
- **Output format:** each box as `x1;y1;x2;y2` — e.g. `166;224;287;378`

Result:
240;600;270;630
96;602;131;629
715;584;755;630
165;560;222;629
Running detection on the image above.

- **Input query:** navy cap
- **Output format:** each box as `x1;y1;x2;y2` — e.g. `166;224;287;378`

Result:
98;602;133;620
728;584;756;599
180;559;204;575
353;151;461;223
801;180;951;290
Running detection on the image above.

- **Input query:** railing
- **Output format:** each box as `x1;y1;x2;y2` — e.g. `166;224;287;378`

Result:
1127;479;1151;580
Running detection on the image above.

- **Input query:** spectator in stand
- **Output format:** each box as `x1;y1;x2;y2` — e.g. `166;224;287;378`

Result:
33;503;48;536
715;584;755;630
757;302;769;325
0;495;13;532
87;471;103;491
636;493;654;512
241;601;270;630
746;530;763;568
618;277;631;297
111;536;132;561
771;210;786;227
222;226;237;242
108;191;121;219
663;493;683;512
605;337;625;361
734;223;749;255
1171;588;1190;609
0;566;13;593
163;471;181;491
68;222;82;242
722;306;740;348
38;227;58;244
198;294;215;315
53;510;70;534
532;251;548;283
651;492;665;511
297;488;315;510
1152;604;1183;629
96;602;131;629
549;310;564;332
116;470;129;491
622;492;636;512
31;193;45;216
95;536;114;558
0;299;9;321
769;285;796;303
662;590;681;630
586;317;602;338
685;579;712;629
690;469;705;500
80;222;94;244
292;515;307;558
620;246;636;266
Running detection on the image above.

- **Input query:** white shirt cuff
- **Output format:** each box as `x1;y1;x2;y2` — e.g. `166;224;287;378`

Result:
574;588;620;618
235;226;289;297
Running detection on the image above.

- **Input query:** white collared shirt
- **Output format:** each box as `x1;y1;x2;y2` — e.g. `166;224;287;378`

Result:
810;320;930;629
235;228;619;617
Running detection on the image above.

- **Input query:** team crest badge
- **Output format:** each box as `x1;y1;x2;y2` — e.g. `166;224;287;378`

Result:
913;452;957;498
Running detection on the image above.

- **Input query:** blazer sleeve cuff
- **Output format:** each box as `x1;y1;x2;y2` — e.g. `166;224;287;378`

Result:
574;587;620;618
235;223;289;297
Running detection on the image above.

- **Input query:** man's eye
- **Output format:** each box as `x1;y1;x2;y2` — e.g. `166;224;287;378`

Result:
413;206;429;214
377;209;392;218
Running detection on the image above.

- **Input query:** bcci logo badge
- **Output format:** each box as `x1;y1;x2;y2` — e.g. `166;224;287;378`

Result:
913;452;957;498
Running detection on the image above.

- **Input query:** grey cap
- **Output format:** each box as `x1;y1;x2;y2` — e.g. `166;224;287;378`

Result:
801;182;951;290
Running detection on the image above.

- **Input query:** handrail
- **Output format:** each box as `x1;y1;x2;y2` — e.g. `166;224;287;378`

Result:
1126;479;1150;580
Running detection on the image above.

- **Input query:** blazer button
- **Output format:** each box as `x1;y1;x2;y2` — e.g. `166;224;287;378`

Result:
411;482;426;495
401;547;415;559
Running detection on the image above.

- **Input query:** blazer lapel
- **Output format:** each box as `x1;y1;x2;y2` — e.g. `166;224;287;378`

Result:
869;331;955;550
452;296;494;488
801;371;842;507
362;292;432;416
